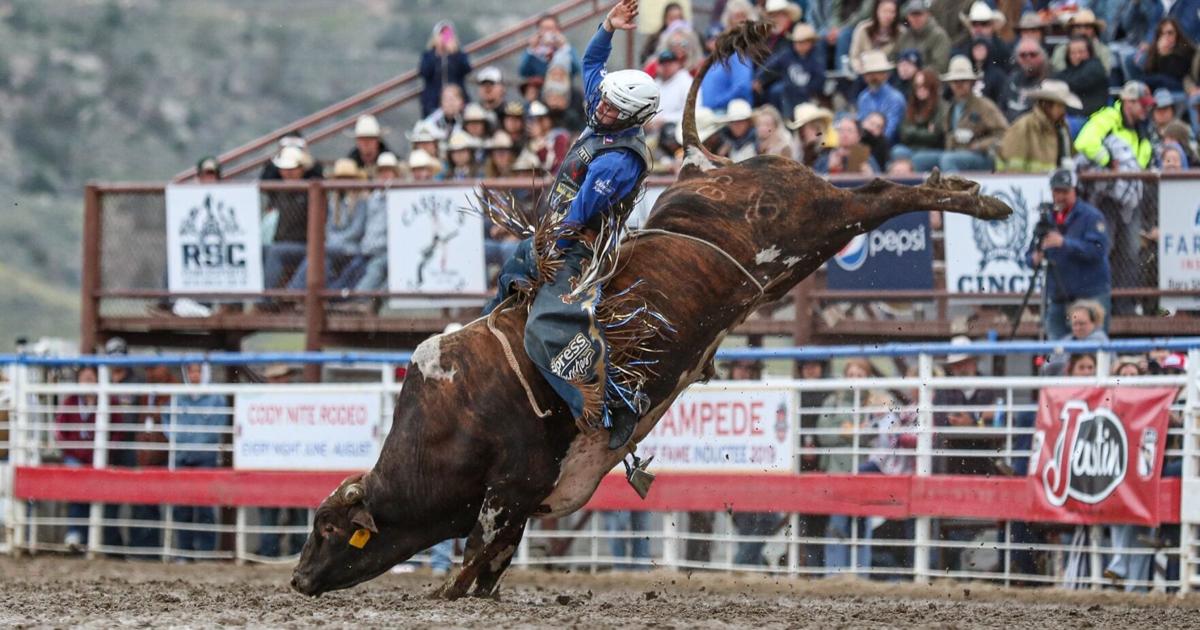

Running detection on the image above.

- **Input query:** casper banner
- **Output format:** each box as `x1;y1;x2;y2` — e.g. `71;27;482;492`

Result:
1027;387;1176;525
165;184;264;293
387;187;485;307
636;386;795;472
1157;180;1200;311
234;392;381;470
944;174;1047;296
827;212;933;290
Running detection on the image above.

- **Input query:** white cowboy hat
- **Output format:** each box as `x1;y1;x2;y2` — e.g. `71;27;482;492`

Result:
943;335;975;365
354;114;383;139
790;22;817;42
961;1;1006;28
511;149;544;172
271;146;306;170
446;130;479;152
786;102;833;130
486;131;514;151
763;0;802;22
376;151;401;170
720;98;754;123
858;50;895;74
941;55;980;82
527;100;550;118
674;107;723;144
407;148;442;173
1027;79;1082;110
1016;12;1045;31
463;103;489;123
331;157;364;179
1066;9;1105;33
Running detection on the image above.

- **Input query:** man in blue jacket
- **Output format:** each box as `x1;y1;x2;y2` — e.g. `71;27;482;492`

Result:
486;0;658;451
1026;168;1112;339
755;22;826;117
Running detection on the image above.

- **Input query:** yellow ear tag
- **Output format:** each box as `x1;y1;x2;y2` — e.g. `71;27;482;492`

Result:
348;529;371;549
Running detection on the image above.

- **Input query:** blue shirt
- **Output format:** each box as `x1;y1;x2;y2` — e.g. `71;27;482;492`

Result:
700;52;754;111
856;82;907;142
560;26;645;232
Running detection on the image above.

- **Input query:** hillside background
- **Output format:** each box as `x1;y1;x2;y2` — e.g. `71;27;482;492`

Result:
0;0;568;345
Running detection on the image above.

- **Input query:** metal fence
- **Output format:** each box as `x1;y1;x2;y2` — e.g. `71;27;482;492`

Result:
2;339;1198;592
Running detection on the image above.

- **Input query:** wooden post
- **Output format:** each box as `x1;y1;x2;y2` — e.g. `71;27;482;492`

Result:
80;185;102;354
303;182;327;383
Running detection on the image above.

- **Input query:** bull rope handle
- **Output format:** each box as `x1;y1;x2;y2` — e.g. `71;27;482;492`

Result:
486;299;553;419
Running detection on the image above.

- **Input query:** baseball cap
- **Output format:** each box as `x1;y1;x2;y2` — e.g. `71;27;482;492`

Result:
903;0;930;14
1160;353;1187;373
898;48;923;67
1154;88;1176;109
657;49;680;63
104;336;128;356
476;66;503;84
1049;168;1075;190
1119;80;1150;102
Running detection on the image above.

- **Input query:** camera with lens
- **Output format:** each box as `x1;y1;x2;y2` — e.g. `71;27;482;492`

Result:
1032;202;1056;247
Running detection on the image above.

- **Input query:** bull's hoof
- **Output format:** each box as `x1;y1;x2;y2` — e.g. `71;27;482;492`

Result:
470;586;501;600
429;581;467;601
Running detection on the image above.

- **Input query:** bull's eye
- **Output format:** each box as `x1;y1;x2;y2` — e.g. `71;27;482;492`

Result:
321;523;337;538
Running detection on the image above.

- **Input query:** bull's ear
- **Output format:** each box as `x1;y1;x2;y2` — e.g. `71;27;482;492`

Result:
350;506;378;533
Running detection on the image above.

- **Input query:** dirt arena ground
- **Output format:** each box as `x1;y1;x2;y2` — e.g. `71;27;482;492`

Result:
2;557;1199;628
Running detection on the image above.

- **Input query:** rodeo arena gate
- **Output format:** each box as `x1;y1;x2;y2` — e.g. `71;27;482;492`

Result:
0;339;1198;593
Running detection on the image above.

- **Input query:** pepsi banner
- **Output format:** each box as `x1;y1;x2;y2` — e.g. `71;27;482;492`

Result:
1027;387;1177;525
826;212;933;289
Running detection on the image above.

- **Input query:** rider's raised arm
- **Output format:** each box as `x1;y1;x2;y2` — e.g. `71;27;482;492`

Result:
582;24;615;112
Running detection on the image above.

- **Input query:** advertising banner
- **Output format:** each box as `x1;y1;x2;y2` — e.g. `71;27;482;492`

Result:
387;187;485;307
944;174;1048;296
165;184;264;293
635;386;795;472
1027;387;1177;525
826;212;933;290
233;392;382;470
1157;180;1200;311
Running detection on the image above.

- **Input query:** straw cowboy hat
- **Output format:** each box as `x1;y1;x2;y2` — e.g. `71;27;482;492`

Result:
1016;12;1045;31
511;149;543;172
1066;9;1105;33
674;106;723;144
858;50;895;74
446;130;480;152
763;0;802;22
786;102;833;130
463;103;490;123
271;146;306;170
721;98;754;123
405;120;445;143
486;131;514;151
407;148;442;174
941;55;980;82
961;1;1005;29
1027;79;1082;110
331;157;365;179
353;114;384;139
790;22;817;42
943;335;976;365
376;151;401;170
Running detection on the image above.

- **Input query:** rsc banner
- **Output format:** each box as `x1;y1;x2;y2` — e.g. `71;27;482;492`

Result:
165;184;264;293
944;174;1047;296
386;187;486;308
1157;180;1200;312
233;391;382;470
826;212;933;290
635;386;796;473
1027;387;1176;525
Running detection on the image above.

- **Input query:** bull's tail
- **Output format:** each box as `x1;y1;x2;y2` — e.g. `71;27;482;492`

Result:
679;20;772;169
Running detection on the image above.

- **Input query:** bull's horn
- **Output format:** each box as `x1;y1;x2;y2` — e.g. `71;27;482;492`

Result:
343;483;364;503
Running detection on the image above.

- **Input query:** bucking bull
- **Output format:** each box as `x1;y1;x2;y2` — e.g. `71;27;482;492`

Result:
291;22;1011;599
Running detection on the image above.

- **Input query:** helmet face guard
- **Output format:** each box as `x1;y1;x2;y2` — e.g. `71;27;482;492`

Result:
589;70;660;133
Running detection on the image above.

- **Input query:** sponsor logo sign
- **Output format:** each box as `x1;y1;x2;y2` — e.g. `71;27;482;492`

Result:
233;391;382;470
386;187;485;308
1157;180;1200;311
1028;387;1176;525
826;212;933;289
944;175;1046;296
635;386;795;472
165;184;264;293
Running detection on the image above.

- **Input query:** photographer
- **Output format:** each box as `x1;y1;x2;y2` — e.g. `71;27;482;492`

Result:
1025;169;1112;340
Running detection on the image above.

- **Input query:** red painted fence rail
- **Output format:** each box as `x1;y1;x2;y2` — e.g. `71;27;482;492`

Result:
14;467;1181;525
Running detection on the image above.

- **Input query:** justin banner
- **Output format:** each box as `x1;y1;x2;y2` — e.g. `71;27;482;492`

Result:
1027;387;1177;525
165;184;264;293
943;174;1048;297
1157;179;1200;311
386;187;486;308
634;386;796;473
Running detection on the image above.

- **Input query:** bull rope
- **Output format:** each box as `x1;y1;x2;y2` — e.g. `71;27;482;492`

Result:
486;297;553;419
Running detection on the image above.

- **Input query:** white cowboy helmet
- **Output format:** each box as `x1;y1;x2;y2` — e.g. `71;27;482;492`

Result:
595;69;660;130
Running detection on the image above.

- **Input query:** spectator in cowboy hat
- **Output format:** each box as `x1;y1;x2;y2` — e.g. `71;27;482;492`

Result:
347;115;394;177
524;100;570;172
896;0;950;73
283;158;369;294
849;0;907;76
196;156;221;183
1148;90;1199;160
419;19;472;118
998;79;1081;172
260;133;322;180
462;103;492;142
672;105;724;165
474;66;507;119
787;102;833;166
910;55;1008;172
440;130;481;180
952;1;1009;73
1013;12;1047;48
755;22;824;117
855;50;907;142
262;145;314;296
932;336;1002;477
483;131;517;178
499;100;528;153
762;0;803;56
406;120;445;162
407;149;442;181
1054;35;1109;117
999;37;1052;122
712;98;758;162
1050;9;1113;74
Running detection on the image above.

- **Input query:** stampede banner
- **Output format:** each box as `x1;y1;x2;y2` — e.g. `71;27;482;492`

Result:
165;184;264;292
386;187;485;308
1027;387;1177;525
943;174;1047;298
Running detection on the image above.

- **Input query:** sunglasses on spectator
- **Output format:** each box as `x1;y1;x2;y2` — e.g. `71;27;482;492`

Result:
1018;51;1040;58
